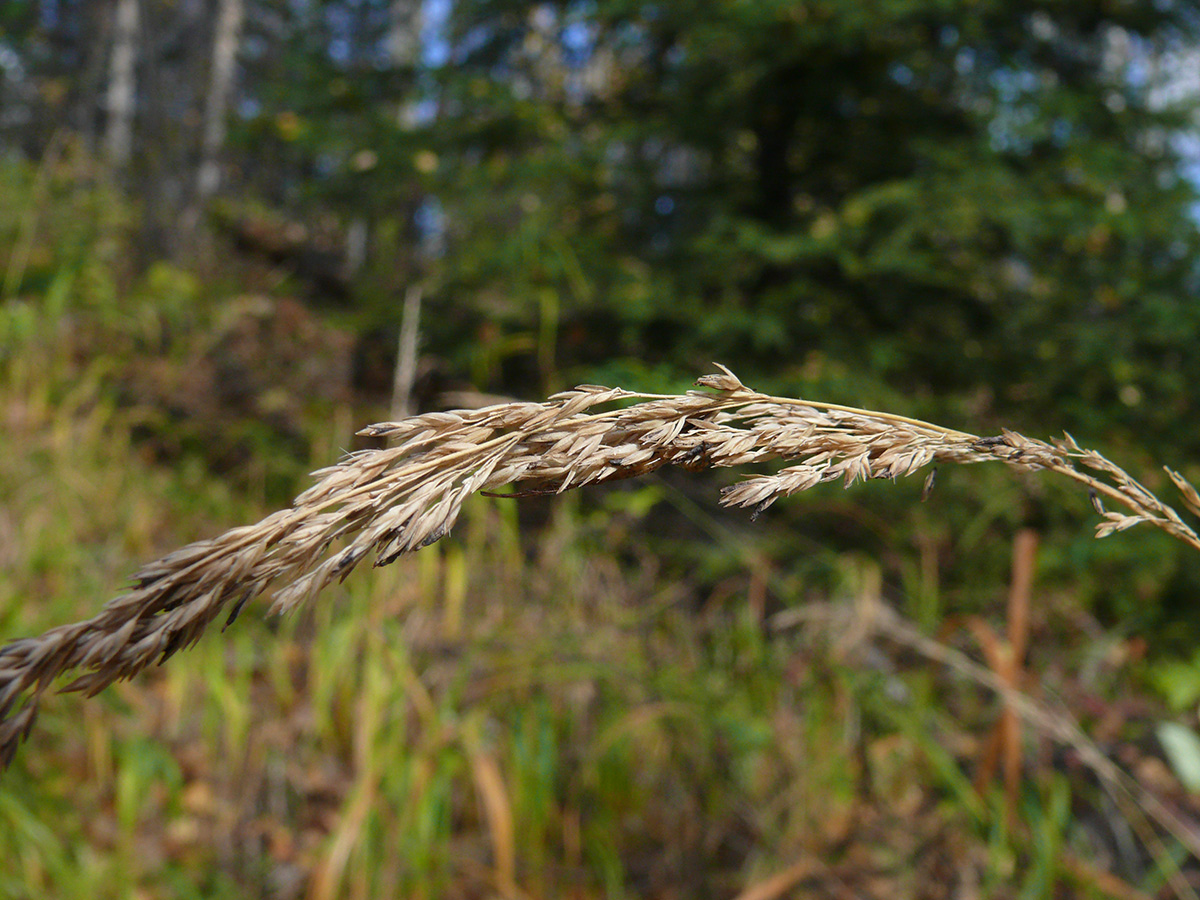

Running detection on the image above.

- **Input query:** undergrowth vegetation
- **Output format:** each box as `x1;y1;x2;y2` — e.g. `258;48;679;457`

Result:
4;163;1200;900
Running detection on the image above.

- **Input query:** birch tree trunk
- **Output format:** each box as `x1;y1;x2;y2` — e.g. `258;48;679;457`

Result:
196;0;245;203
389;0;424;128
388;0;423;70
104;0;139;168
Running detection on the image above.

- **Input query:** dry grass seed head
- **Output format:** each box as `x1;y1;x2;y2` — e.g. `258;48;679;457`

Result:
2;366;1200;766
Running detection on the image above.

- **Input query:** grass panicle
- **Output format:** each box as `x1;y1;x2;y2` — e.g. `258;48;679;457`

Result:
3;366;1199;768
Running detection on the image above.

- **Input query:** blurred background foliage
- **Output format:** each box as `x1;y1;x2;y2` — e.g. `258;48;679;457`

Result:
5;0;1200;897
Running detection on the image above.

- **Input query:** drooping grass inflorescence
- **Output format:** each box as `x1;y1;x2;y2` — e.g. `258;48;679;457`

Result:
3;367;1198;767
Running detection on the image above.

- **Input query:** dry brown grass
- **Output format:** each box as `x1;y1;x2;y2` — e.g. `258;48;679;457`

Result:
3;366;1199;768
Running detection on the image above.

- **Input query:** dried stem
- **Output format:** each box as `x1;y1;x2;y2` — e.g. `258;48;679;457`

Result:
2;367;1198;767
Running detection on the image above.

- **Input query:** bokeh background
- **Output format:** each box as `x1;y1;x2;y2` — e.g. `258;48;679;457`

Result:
5;1;1200;897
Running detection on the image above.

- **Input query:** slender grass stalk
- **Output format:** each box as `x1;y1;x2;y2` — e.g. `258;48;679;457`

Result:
3;366;1199;767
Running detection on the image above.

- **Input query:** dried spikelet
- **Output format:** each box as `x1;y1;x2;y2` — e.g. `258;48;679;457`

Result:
1166;468;1200;520
2;368;1199;768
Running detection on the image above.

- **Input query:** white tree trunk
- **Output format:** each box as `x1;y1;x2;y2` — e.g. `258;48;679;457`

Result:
388;0;424;69
104;0;140;168
196;0;245;202
389;0;425;127
390;286;423;420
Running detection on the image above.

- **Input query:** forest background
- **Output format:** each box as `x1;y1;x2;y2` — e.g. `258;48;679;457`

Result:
5;0;1200;897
